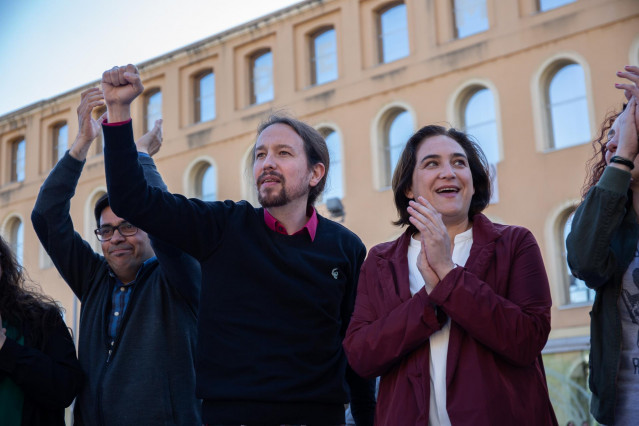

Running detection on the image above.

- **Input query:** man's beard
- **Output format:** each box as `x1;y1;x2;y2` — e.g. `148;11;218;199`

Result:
257;172;309;208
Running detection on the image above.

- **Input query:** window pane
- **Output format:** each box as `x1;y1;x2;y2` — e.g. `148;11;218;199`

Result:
312;29;338;85
252;52;274;105
464;89;498;162
539;0;576;12
200;165;217;202
199;73;216;122
379;4;409;63
146;90;163;131
385;110;413;185
564;213;595;304
55;124;68;163
548;64;590;149
464;88;499;203
10;220;24;265
323;130;344;201
13;139;26;182
454;0;489;38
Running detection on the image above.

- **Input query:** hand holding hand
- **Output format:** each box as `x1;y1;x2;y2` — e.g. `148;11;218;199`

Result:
101;64;144;122
136;119;163;157
69;88;105;161
407;197;456;286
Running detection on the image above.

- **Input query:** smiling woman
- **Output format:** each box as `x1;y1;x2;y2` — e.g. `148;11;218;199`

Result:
343;124;558;425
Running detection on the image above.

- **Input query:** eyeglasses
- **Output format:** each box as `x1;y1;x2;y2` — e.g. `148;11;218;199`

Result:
94;222;138;242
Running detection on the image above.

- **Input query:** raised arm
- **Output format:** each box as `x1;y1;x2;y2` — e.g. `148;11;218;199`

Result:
101;64;233;260
567;99;638;287
31;88;107;298
136;119;201;311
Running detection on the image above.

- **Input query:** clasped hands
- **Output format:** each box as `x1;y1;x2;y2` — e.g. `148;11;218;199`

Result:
407;196;457;290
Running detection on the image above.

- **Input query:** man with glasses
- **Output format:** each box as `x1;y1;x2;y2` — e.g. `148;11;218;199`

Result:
31;88;201;425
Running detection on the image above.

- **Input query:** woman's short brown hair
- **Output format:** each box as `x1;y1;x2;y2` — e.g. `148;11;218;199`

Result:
392;125;491;232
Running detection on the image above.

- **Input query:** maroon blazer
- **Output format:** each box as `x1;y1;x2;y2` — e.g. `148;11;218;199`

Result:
344;214;557;426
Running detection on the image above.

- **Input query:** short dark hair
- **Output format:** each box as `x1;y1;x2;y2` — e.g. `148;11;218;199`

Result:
94;193;110;228
392;125;491;232
254;114;330;207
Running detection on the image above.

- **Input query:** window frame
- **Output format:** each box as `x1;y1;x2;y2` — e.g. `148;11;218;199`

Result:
376;1;410;65
51;121;68;168
558;208;595;306
144;88;163;133
538;0;577;13
310;27;338;86
10;137;26;183
544;61;590;150
249;49;274;106
193;70;216;123
318;126;345;203
452;0;489;39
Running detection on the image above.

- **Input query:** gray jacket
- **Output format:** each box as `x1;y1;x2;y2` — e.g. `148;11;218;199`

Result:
567;165;639;425
31;152;201;426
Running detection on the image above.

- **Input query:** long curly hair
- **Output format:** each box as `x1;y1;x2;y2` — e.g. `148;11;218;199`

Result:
0;235;64;349
580;103;632;200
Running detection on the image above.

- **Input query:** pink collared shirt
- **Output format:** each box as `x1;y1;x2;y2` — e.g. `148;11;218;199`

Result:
263;207;318;241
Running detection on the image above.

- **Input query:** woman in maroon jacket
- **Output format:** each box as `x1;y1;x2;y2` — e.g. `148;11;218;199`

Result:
344;125;557;425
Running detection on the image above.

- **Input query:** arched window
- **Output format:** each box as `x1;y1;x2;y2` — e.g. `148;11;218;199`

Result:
453;0;489;39
462;87;499;202
11;138;26;182
193;162;217;201
320;128;344;202
52;122;68;167
311;28;338;86
6;217;24;265
250;51;274;105
194;71;215;123
562;210;595;305
377;3;409;64
382;109;413;187
546;62;590;149
144;89;163;132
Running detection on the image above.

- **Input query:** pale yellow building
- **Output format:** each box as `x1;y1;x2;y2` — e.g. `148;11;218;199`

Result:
1;0;638;423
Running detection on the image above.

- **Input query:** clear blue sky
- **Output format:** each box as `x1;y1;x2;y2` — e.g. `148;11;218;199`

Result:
0;0;302;116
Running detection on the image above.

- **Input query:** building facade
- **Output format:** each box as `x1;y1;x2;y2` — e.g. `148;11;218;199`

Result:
1;0;637;423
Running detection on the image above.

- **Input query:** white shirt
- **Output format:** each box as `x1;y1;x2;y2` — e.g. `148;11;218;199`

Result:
407;227;473;426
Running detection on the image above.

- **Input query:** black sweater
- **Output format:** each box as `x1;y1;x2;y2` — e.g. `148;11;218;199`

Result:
103;122;374;425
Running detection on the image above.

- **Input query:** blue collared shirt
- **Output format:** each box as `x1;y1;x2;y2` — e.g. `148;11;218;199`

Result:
107;256;157;343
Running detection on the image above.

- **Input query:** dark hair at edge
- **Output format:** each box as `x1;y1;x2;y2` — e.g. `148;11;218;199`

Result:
94;193;110;228
254;113;330;207
392;124;491;234
581;104;626;199
0;235;64;349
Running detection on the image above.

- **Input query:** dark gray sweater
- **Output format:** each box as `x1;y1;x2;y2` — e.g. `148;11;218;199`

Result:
31;152;201;426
